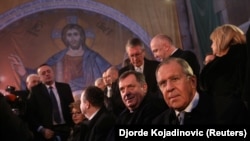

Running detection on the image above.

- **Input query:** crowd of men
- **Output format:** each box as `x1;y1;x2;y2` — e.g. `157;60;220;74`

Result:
1;23;250;141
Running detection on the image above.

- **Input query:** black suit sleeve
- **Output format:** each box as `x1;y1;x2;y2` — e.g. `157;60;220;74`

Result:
0;94;33;141
244;25;250;111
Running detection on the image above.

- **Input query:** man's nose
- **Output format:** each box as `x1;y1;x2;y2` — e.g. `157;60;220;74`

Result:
166;81;175;92
123;87;131;95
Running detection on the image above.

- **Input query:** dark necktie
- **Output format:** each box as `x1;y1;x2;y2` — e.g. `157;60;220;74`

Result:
177;111;185;125
49;86;61;124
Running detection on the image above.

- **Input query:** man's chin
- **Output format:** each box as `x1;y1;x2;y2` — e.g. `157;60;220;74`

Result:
126;102;136;108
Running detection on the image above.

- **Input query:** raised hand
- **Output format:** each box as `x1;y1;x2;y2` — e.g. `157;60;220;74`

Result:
8;54;27;77
203;54;215;65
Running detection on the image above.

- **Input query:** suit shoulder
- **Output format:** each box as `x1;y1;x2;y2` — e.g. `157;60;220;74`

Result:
118;65;131;75
182;50;197;57
178;50;199;64
152;110;170;124
31;83;44;90
148;59;160;64
145;58;160;66
55;82;70;87
96;108;116;126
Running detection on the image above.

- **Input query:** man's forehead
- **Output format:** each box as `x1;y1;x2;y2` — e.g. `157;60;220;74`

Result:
119;75;136;84
127;46;142;52
38;66;51;72
30;76;39;81
159;63;181;74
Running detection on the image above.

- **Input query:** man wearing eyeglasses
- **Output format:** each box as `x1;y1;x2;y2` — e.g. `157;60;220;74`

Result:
119;37;160;97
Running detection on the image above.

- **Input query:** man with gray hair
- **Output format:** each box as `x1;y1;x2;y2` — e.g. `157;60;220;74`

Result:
102;66;125;117
150;34;201;92
119;37;160;96
153;57;214;125
26;74;40;90
116;70;166;124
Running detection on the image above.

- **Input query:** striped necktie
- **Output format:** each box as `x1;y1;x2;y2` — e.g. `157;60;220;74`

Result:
49;86;61;124
177;111;185;125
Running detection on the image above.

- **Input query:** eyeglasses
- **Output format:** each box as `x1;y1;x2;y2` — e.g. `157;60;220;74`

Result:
71;111;82;116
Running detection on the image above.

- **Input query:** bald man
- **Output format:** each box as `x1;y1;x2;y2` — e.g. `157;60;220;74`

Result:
150;34;201;92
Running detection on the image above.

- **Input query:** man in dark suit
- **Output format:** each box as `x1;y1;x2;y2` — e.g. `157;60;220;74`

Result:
244;25;250;119
102;66;125;117
117;70;167;125
79;86;116;141
153;57;215;125
150;34;201;92
119;37;160;96
27;64;74;141
105;70;167;141
11;74;40;120
0;93;33;141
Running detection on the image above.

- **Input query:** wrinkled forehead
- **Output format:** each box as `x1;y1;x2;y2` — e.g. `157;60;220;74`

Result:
126;45;143;53
158;62;182;76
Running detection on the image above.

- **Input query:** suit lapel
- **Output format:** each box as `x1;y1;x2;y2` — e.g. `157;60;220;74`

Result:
128;64;135;71
171;48;182;57
169;109;180;125
143;58;149;75
41;83;51;100
54;82;64;101
54;82;64;110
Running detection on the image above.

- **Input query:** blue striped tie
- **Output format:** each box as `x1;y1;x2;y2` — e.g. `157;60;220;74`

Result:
49;86;61;124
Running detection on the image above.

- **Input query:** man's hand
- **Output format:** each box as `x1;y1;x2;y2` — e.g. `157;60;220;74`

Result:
40;128;55;139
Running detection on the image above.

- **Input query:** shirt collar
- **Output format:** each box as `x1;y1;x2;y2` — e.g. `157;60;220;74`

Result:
134;62;144;72
87;108;100;120
175;91;199;115
46;83;56;89
171;48;178;55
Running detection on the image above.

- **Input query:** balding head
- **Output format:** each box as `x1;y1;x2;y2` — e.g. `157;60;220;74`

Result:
104;66;119;86
150;34;175;62
26;74;40;90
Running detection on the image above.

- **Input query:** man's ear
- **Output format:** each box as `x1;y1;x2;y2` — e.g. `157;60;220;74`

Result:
189;75;197;89
142;83;148;93
85;100;91;109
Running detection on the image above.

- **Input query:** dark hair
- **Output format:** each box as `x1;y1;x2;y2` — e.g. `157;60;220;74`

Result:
36;63;51;73
61;24;86;46
37;63;49;68
119;70;146;85
83;86;104;107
